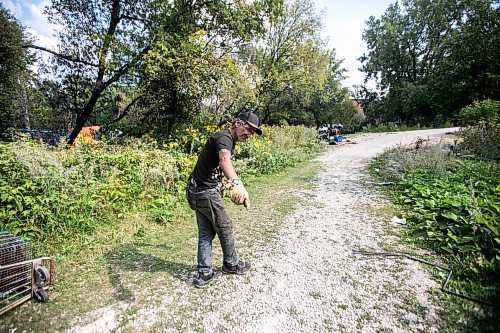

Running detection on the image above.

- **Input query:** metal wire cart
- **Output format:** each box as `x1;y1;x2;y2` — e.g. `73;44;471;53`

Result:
0;231;54;316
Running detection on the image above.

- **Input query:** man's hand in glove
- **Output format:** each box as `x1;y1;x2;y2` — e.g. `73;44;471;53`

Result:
219;178;229;198
229;179;250;210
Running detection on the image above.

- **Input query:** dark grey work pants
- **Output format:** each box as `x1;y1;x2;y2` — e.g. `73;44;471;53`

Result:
186;180;239;275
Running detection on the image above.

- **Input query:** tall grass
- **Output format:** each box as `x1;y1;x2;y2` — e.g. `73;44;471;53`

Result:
0;125;322;257
456;123;500;160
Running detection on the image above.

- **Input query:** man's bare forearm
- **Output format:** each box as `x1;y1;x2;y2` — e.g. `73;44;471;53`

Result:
219;149;238;179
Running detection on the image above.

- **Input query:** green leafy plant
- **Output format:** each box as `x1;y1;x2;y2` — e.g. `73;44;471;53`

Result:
371;143;500;307
0;125;321;257
458;99;500;126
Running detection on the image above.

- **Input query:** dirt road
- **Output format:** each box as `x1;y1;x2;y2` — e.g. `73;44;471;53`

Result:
67;128;459;333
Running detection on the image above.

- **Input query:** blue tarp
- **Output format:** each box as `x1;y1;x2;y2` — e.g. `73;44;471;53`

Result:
17;129;65;145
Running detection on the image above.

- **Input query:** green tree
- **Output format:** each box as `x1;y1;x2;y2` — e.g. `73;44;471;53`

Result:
351;84;382;125
245;0;330;124
459;99;500;125
38;0;159;144
429;1;500;119
308;55;349;127
34;0;282;143
0;5;34;134
359;0;499;125
135;0;280;137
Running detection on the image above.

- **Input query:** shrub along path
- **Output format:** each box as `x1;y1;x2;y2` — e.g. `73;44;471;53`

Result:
2;128;459;332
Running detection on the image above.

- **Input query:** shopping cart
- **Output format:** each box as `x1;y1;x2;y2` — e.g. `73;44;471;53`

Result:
0;231;54;316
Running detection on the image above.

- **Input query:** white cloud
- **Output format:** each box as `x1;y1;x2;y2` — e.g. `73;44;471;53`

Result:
26;27;57;49
3;0;23;18
25;0;60;46
15;0;61;67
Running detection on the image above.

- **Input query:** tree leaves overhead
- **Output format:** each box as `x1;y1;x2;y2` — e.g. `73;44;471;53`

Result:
47;0;151;76
132;0;285;136
36;0;291;141
244;0;346;126
5;0;354;139
360;0;466;91
359;0;500;125
0;4;35;133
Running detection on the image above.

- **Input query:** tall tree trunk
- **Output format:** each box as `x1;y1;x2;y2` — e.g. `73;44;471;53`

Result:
66;0;121;146
67;87;103;145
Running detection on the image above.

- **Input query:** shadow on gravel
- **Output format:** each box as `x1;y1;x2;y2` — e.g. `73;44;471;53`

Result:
105;243;195;301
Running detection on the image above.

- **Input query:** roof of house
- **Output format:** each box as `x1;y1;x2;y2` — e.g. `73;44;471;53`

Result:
351;99;365;115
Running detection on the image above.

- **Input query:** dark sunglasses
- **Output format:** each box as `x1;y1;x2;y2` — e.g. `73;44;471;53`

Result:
242;122;256;134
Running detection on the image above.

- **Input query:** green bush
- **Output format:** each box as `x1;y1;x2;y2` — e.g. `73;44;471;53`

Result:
459;99;500;126
233;125;319;177
371;144;500;282
455;99;500;160
0;144;96;240
457;122;500;160
0;125;321;251
0;139;184;245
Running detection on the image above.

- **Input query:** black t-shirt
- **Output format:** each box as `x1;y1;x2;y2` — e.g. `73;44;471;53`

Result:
192;128;234;188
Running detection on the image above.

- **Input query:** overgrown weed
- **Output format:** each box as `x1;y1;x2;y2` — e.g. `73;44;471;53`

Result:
456;123;500;160
370;140;500;332
371;138;451;181
0;125;321;260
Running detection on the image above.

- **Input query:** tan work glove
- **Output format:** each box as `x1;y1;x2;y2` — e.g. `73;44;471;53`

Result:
219;179;228;198
230;182;250;210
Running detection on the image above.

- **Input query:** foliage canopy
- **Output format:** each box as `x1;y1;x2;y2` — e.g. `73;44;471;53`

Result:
0;4;34;133
0;0;357;140
359;0;500;126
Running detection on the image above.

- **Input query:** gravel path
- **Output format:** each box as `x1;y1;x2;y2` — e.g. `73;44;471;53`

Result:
67;128;459;333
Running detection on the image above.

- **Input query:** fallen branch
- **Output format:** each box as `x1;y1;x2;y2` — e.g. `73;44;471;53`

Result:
352;250;494;307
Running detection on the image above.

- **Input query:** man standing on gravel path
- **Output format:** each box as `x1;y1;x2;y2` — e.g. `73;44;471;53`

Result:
186;111;262;288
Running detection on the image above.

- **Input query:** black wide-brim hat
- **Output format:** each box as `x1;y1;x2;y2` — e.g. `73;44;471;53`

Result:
237;111;262;135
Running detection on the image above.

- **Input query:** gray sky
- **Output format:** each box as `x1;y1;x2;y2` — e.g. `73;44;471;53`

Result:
6;0;395;89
